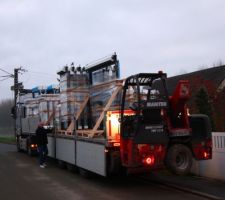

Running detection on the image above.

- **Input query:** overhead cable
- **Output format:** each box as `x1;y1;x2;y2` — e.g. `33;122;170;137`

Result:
0;77;11;82
0;68;13;76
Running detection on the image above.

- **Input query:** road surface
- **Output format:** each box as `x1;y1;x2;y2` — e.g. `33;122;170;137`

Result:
0;143;207;200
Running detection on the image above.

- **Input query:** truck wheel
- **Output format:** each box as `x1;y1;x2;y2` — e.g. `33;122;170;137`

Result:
166;144;192;175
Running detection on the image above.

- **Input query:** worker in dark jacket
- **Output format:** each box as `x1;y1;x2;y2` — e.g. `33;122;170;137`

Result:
36;122;49;168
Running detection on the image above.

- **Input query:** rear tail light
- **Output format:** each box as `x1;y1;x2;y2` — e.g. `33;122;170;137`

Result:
113;142;120;147
203;139;212;159
30;144;37;148
143;155;155;166
193;143;212;160
203;151;210;159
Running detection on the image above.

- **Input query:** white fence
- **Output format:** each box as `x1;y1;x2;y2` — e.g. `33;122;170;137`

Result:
192;132;225;180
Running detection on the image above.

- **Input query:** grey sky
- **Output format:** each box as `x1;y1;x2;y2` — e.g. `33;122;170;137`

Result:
0;0;225;100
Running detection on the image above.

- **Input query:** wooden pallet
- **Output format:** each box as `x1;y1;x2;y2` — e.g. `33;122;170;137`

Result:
76;130;104;138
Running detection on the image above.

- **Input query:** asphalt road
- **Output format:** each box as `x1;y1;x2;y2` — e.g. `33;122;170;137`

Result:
0;143;207;200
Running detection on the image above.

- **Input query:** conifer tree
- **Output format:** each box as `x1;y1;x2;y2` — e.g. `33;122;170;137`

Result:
195;88;214;130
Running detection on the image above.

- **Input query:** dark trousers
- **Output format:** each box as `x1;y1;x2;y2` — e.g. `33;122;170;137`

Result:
38;145;48;165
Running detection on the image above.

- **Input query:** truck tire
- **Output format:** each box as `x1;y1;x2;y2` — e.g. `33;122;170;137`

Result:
166;144;192;175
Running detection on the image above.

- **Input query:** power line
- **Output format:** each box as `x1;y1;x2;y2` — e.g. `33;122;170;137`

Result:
0;68;13;76
0;75;13;78
0;76;11;82
0;69;13;82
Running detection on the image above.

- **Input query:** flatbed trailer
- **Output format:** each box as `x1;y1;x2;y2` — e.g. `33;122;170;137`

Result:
13;53;212;177
47;134;108;176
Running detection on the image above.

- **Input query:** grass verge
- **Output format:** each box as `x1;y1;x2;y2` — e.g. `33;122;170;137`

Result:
0;136;16;144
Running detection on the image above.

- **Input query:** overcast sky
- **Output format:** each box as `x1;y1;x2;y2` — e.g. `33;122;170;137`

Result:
0;0;225;100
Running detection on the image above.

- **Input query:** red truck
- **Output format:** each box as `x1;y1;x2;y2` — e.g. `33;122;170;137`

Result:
14;54;212;176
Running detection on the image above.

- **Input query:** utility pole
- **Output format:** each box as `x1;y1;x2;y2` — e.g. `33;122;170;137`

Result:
14;68;19;107
12;67;26;136
13;67;26;106
0;66;26;137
